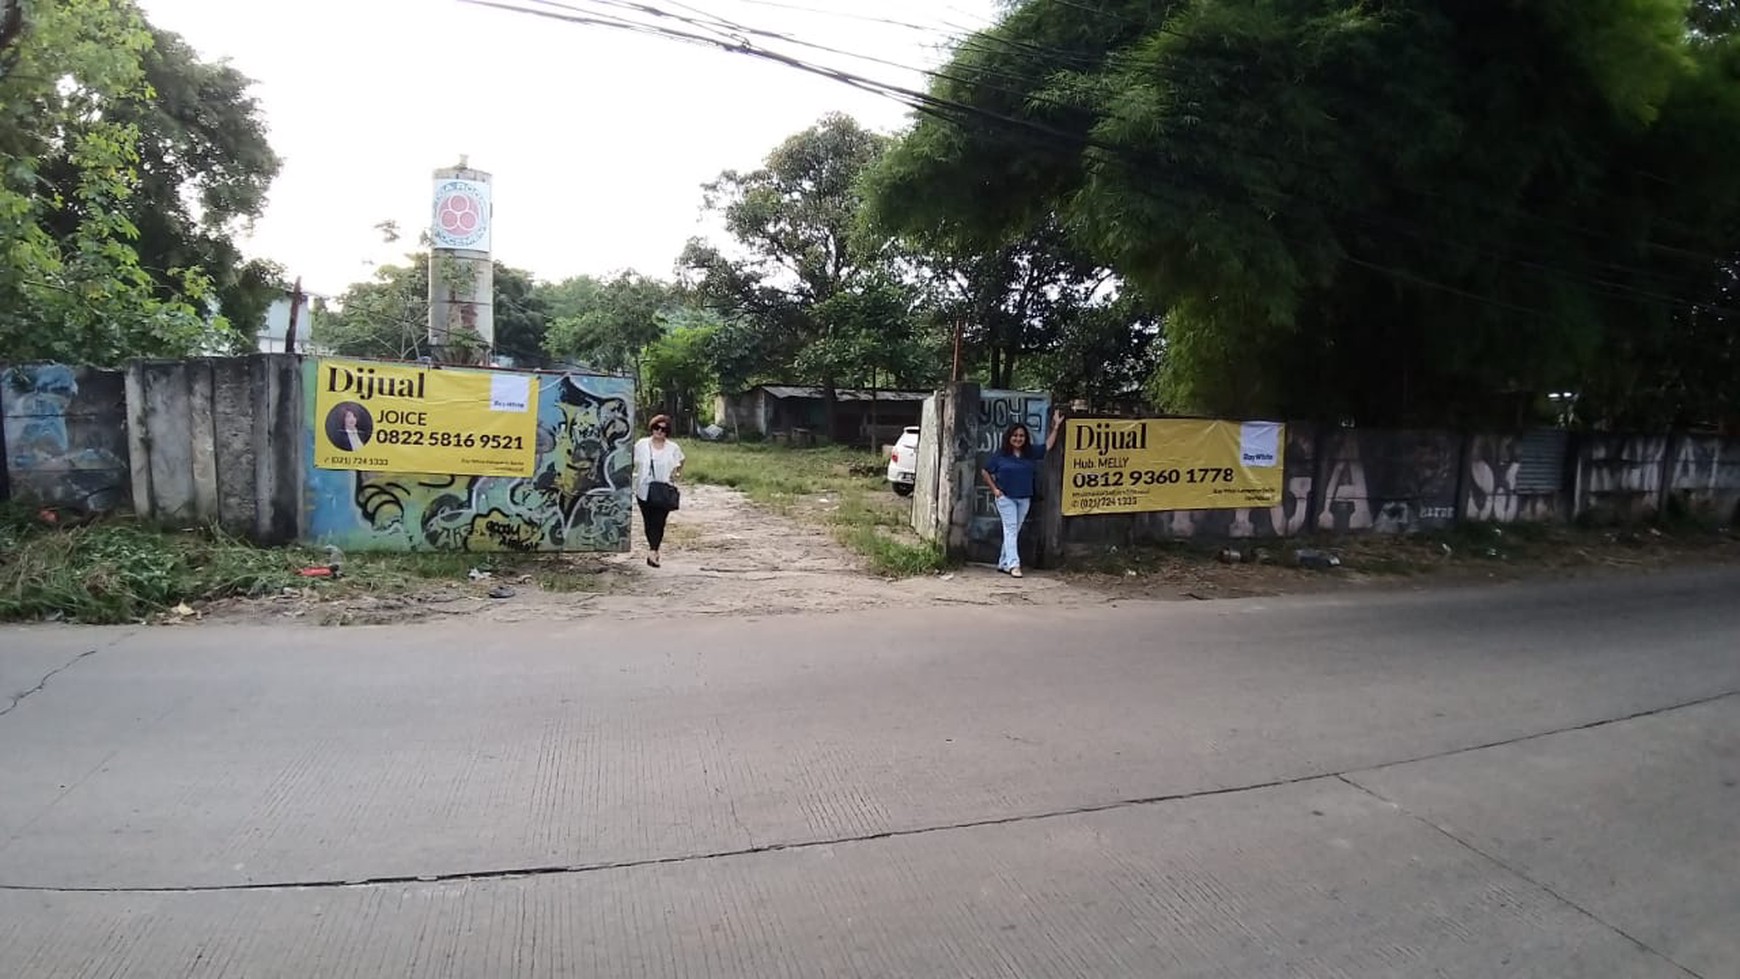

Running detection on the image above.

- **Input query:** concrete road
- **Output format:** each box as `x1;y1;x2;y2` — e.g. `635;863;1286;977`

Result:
0;568;1736;977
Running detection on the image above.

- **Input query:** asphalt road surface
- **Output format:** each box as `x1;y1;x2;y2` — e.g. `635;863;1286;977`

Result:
1;568;1736;977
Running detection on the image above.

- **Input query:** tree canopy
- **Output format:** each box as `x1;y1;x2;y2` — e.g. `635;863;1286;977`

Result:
681;114;939;421
868;0;1740;428
316;257;550;363
1;0;217;364
0;0;282;366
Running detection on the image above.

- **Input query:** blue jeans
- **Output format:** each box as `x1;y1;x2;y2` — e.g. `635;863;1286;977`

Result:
994;494;1031;571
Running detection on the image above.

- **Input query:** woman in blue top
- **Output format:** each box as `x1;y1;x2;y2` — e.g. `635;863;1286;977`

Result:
981;410;1063;578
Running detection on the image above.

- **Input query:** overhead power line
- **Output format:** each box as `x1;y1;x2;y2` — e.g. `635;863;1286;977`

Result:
458;0;1740;321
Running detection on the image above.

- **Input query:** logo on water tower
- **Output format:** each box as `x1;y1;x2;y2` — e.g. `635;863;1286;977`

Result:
431;178;491;251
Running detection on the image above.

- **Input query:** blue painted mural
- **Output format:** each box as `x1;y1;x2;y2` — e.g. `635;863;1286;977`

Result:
965;389;1051;564
1;364;131;513
303;363;635;551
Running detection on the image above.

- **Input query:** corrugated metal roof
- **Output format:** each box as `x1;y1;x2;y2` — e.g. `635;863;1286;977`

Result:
754;385;930;402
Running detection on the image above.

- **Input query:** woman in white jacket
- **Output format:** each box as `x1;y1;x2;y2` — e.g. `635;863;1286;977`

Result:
632;414;684;567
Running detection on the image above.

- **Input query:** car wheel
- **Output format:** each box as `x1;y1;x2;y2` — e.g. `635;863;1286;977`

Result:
892;481;915;497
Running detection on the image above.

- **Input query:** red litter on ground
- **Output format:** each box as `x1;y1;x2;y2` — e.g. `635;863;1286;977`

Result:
297;567;335;578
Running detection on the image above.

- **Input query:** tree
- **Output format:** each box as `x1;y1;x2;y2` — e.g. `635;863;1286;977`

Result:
870;0;1740;428
0;0;228;366
491;263;551;366
34;13;282;343
313;257;430;359
316;257;552;364
642;310;722;430
681;114;910;432
894;219;1143;393
540;271;674;376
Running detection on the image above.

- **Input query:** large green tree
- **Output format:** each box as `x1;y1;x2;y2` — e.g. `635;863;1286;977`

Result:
0;0;229;366
870;0;1740;428
32;6;282;347
681;114;925;429
540;271;675;376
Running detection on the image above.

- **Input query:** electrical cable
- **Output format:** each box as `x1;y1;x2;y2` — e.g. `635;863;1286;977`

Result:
461;0;1740;321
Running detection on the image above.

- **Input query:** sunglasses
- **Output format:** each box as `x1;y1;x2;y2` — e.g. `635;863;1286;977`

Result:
651;425;669;432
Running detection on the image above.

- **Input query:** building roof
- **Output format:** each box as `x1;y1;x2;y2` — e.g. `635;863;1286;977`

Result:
753;384;931;402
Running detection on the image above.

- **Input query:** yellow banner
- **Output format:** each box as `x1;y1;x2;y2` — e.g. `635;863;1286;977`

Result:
313;359;539;477
1061;418;1285;516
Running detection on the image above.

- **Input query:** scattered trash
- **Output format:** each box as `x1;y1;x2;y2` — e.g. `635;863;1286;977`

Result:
467;568;493;581
297;566;335;578
1440;543;1454;557
487;585;516;600
323;545;345;572
938;573;955;581
1124;569;1138;577
172;602;197;617
1252;547;1274;565
1217;548;1242;565
516;574;533;584
1293;548;1341;570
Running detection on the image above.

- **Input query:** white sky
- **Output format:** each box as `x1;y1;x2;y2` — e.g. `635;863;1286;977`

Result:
135;0;998;297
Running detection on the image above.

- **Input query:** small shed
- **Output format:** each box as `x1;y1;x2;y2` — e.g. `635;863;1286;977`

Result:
715;384;929;445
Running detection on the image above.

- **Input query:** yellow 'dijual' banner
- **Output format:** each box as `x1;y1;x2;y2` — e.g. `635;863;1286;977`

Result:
313;359;539;477
1060;418;1286;516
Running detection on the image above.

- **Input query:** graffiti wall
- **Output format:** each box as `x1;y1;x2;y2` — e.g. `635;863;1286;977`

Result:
1662;436;1740;523
303;365;635;552
1054;425;1582;551
1462;431;1566;524
1;364;131;513
1312;429;1461;534
962;389;1051;564
1576;435;1668;523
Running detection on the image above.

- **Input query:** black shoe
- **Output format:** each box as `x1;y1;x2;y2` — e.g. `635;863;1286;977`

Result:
647;556;660;568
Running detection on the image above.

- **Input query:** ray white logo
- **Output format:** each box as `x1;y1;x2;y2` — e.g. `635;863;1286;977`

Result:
490;373;531;413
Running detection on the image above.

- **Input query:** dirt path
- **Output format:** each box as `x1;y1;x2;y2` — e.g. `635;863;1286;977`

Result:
212;485;1099;627
501;484;1094;622
202;485;1740;627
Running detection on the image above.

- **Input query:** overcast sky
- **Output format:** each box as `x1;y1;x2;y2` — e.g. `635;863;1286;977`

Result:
136;0;997;297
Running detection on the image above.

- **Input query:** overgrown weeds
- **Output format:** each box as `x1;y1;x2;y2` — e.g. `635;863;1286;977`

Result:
0;506;610;624
684;442;947;576
0;508;311;623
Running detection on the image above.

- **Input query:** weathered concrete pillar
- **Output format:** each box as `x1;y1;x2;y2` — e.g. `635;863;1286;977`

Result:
939;382;982;560
188;359;220;522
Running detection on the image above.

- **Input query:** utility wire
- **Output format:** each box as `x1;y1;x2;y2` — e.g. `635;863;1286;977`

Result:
461;0;1739;320
657;0;1736;271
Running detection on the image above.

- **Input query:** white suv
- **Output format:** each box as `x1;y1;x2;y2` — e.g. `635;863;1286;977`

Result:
886;426;920;496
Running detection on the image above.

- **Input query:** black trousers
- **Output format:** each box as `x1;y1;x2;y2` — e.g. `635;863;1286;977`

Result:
637;499;671;551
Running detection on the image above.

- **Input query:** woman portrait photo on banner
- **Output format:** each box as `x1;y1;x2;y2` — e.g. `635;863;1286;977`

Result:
323;401;373;452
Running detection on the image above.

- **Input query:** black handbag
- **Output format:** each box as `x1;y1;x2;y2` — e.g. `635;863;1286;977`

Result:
645;449;681;511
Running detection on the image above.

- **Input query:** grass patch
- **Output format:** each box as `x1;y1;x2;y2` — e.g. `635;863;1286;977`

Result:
0;508;315;623
684;442;948;576
0;506;614;624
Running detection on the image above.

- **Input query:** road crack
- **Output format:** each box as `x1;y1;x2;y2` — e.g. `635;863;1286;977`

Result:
1337;774;1707;979
2;686;1734;897
0;648;100;719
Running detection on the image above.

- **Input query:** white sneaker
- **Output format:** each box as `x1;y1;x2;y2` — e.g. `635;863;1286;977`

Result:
1010;567;1024;578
